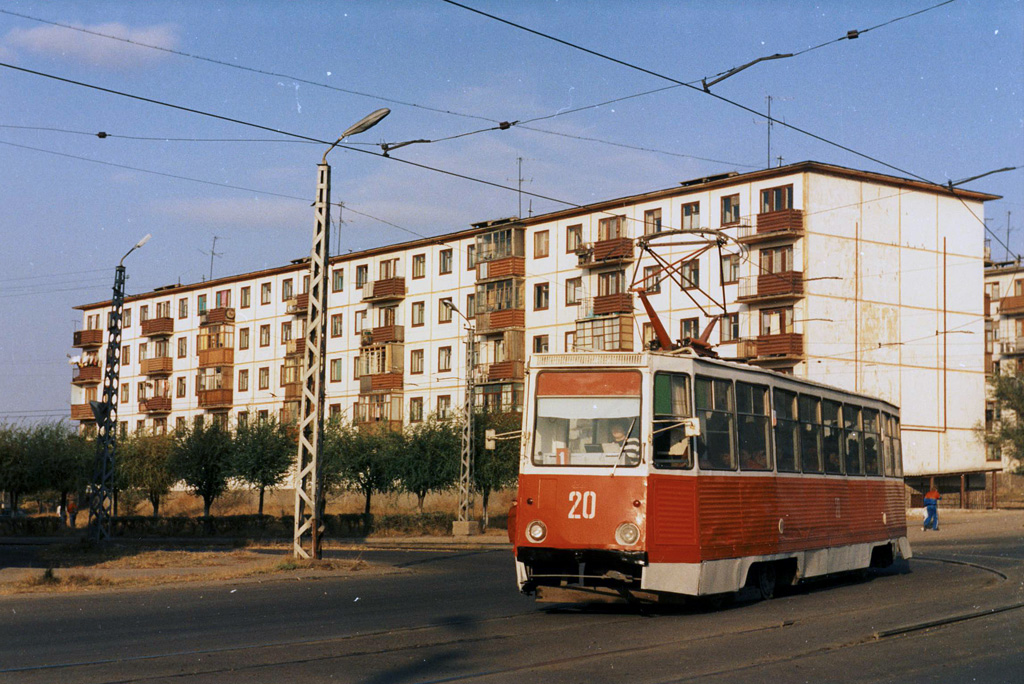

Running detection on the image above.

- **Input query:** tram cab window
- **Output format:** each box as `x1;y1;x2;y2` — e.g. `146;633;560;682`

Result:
774;389;799;472
695;376;734;470
889;415;903;477
863;409;882;476
533;396;641;467
737;382;771;471
882;412;896;477
844;405;864;476
653;373;693;469
798;395;823;473
821;400;844;474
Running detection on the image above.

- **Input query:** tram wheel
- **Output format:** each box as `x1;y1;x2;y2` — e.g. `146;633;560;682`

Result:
754;563;776;600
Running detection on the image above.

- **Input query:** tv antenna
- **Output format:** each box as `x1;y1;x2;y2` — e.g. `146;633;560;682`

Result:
507;157;533;218
200;236;224;281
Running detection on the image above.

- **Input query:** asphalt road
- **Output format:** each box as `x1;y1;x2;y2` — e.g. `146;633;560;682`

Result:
2;511;1022;684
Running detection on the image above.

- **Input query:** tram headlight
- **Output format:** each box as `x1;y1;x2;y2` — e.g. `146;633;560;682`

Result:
615;522;641;547
526;520;547;543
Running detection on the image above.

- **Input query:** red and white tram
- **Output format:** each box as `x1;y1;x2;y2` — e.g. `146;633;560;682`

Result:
509;350;911;602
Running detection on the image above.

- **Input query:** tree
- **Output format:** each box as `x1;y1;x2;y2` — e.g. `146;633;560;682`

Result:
32;422;92;524
118;429;176;516
985;371;1024;473
471;411;521;529
399;416;460;513
233;417;295;515
323;419;400;516
0;423;36;511
169;421;234;517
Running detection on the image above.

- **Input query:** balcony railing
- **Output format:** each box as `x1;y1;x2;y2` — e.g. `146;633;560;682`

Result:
71;365;101;385
1000;336;1024;355
286;338;306;357
361;324;405;346
141;317;174;337
73;329;104;348
1001;294;1024;316
475;309;525;334
576;237;634;268
71;403;95;421
140;396;172;413
199;347;234;367
752;333;804;361
198;388;233;409
362;277;407;303
736;271;804;302
478;360;525;383
476;257;525;281
592;293;634;316
283;381;303;400
736;209;804;244
140;356;173;375
286;292;310;316
359;373;404;393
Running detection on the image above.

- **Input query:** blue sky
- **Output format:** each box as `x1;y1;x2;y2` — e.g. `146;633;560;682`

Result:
0;0;1021;420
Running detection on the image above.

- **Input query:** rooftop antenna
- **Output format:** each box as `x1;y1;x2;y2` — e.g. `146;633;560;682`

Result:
1007;210;1014;262
202;236;224;281
507;157;532;218
334;202;347;256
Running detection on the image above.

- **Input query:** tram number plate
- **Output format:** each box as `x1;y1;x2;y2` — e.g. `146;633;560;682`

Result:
568;490;597;519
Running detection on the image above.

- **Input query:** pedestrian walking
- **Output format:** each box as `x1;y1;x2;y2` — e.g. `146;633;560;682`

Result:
923;486;941;531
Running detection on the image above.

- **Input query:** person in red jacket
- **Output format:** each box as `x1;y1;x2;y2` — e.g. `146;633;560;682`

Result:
923;487;941;531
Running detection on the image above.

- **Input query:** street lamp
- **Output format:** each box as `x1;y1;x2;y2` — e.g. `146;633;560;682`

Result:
293;109;391;560
88;233;151;542
444;300;480;536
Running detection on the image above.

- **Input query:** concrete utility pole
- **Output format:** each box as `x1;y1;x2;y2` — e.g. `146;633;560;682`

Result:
88;234;150;542
293;109;390;560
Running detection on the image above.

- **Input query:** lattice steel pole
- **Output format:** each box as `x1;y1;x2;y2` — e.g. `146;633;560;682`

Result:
294;162;330;560
454;314;477;535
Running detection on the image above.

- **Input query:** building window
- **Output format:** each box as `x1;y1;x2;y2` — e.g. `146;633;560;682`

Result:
722;254;740;284
137;381;148;401
356;265;368;288
598;215;625;241
439;298;453;323
643;266;661;294
353;356;361;379
721;313;740;342
140;305;149;322
644;208;662;235
281;321;292;342
466;293;476;318
681;259;699;289
534;282;550;310
466;244;476;269
721;194;741;225
239;327;250;350
566;224;583;252
566;277;582;305
410;349;424;374
681;317;700;339
565;330;576;352
258;366;270;390
330;358;343;382
355;310;366;334
761;184;793;213
533;335;549;353
240;286;251;308
412;254;426;279
642;323;655;349
412;301;425;327
534;230;550;258
139;342;148;361
281;278;293;302
177;376;187;397
177;336;187;358
259;324;271;347
123;308;132;328
332;268;344;292
410;397;424;423
121;346;130;365
437;395;451;420
238;369;249;392
121;383;129;402
155;302;170;319
598;270;625;296
681;202;700;230
176;299;188;321
331;313;344;337
438;346;452;372
439;249;453;274
761;245;793;274
213;290;229;309
761;307;794;336
260;283;271;305
379;258;398;280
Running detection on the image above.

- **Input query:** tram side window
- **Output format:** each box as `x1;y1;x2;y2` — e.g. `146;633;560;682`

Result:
737;382;771;471
774;389;799;472
863;409;882;476
844;405;864;476
798;395;823;473
882;412;895;477
653;373;693;469
822;399;844;474
695;376;734;470
891;415;904;477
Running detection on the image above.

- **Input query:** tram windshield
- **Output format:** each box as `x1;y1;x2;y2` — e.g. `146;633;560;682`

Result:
533;396;641;467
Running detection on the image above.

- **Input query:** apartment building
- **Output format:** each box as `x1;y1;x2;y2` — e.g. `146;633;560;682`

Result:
71;161;996;487
982;256;1024;471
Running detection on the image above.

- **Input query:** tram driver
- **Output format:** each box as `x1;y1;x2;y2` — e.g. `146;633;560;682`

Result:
609;421;641;465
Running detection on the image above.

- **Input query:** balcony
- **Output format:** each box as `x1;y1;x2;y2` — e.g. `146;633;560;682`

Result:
72;365;101;386
722;339;759;361
736;209;804;245
140;356;173;376
199;347;234;367
287;292;310;316
141;317;174;337
286;338;307;357
1000;337;1024;355
73;329;103;348
591;293;634;316
1000;294;1024;316
576;238;635;268
354;392;403;429
479;360;525;383
736;271;804;303
476;257;525;281
140;396;172;413
360;373;404;393
70;403;95;421
750;333;804;364
475;309;525;334
361;277;407;303
361;324;405;347
283;381;303;400
200;307;235;326
198;388;233;409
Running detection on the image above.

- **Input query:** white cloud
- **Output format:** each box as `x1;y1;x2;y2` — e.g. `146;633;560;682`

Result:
150;197;304;230
4;22;178;68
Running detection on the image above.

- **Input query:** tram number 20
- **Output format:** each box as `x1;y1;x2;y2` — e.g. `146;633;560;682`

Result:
568;490;596;519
